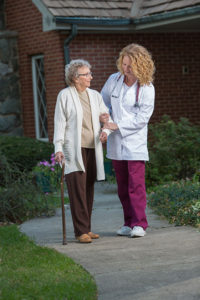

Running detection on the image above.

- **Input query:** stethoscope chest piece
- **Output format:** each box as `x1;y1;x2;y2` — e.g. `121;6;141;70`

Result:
134;102;140;108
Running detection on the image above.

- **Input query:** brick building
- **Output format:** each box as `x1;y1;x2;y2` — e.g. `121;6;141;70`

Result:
4;0;200;141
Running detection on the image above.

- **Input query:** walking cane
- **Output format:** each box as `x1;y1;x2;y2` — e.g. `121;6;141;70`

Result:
61;161;67;245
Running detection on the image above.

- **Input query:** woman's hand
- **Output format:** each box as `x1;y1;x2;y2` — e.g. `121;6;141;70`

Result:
99;131;108;143
103;122;118;131
100;113;109;124
55;151;64;163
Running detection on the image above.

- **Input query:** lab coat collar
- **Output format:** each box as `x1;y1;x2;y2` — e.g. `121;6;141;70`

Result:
112;74;124;99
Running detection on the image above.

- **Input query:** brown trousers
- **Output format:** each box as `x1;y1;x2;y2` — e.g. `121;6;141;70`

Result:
65;148;97;237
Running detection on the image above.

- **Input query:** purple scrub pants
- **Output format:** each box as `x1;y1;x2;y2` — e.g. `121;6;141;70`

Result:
112;160;148;230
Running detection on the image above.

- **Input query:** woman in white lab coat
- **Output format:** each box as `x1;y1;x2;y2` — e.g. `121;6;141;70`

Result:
101;43;155;238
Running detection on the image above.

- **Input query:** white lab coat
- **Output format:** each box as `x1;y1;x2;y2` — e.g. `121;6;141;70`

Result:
53;86;111;180
101;72;155;161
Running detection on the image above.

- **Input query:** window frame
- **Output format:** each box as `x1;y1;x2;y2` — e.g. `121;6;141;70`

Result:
32;54;49;142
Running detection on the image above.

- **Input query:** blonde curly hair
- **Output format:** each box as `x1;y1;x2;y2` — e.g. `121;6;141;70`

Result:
117;43;155;86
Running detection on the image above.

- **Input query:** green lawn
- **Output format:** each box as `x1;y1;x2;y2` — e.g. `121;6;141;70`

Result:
0;225;97;300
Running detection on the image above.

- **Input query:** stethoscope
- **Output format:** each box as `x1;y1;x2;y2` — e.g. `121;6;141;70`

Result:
111;74;140;108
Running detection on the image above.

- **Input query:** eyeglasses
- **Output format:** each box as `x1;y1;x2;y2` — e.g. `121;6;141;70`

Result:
77;72;92;77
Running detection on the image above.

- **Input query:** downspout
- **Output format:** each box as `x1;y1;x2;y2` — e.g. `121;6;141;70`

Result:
64;24;78;64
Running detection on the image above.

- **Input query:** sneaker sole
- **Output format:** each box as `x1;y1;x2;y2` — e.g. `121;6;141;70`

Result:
117;233;131;236
130;232;146;238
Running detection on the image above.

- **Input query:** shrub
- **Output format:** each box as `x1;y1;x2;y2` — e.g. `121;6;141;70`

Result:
0;136;54;172
0;150;21;187
0;151;57;223
148;179;200;227
0;171;56;223
146;116;200;187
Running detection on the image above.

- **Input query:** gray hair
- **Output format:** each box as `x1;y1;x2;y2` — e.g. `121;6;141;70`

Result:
65;59;91;86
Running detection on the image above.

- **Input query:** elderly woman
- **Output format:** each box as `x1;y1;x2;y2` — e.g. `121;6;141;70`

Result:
54;59;111;243
100;43;155;238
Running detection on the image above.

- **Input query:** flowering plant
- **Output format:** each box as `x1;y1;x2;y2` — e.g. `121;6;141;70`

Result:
33;153;61;192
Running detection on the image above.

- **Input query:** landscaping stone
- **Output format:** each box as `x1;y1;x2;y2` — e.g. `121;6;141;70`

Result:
0;29;22;135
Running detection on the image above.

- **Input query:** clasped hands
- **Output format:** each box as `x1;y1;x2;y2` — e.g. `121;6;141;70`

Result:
55;113;118;161
99;113;118;143
100;113;118;130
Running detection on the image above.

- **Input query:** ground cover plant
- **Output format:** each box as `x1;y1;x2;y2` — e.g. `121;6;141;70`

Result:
0;225;97;300
146;116;200;228
46;193;69;207
146;116;200;187
0;180;68;223
0;151;68;223
0;171;55;223
148;178;200;227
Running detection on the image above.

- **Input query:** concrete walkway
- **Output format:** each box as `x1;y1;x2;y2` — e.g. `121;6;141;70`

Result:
20;182;200;300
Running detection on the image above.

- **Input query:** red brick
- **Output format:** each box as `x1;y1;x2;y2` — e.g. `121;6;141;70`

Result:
5;0;200;140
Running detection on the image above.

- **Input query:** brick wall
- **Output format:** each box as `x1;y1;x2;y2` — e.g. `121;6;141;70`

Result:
6;0;200;141
68;33;200;126
6;0;65;140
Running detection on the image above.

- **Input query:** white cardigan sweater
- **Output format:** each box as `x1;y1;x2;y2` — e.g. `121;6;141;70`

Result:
53;86;111;180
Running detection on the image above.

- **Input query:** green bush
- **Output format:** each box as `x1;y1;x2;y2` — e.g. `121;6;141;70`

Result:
0;151;57;223
0;136;54;172
0;150;23;187
146;116;200;187
148;179;200;227
0;172;56;223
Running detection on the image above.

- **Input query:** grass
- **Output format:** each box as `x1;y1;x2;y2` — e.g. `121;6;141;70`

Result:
0;225;97;300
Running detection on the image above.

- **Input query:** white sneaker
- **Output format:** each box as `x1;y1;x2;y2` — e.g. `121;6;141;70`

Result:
117;226;132;236
130;226;146;238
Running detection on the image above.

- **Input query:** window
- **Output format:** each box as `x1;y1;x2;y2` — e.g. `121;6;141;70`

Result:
32;55;48;141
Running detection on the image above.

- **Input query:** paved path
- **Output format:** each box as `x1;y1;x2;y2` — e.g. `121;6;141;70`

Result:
20;182;200;300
